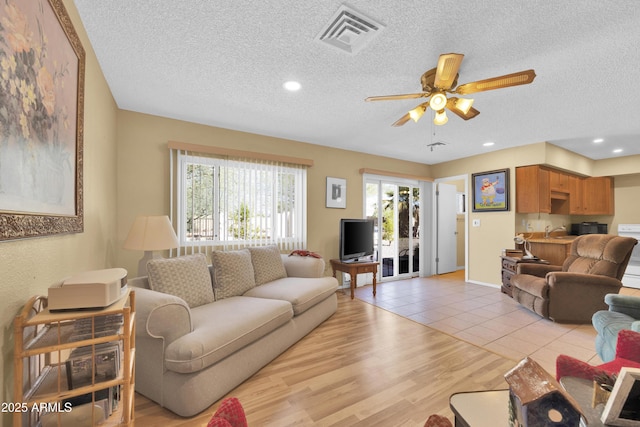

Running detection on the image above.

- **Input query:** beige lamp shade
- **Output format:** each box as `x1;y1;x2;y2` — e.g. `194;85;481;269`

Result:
124;215;179;251
124;215;179;276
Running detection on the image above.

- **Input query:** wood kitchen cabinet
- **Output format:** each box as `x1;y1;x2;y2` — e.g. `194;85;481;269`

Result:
568;175;584;214
528;238;574;265
549;169;570;192
582;176;614;215
515;165;550;213
516;165;614;215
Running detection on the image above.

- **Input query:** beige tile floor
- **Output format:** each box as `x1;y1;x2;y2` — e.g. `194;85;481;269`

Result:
353;270;640;375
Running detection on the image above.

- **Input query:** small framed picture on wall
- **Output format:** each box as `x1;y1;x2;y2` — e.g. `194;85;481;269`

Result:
471;169;510;212
326;177;346;209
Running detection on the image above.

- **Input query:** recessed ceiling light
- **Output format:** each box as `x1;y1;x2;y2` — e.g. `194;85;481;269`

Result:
283;81;301;92
593;138;604;143
483;142;495;147
613;148;623;153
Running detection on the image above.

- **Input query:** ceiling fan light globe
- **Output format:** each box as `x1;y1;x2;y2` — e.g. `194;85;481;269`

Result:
455;98;474;114
434;110;448;125
409;105;425;122
429;93;447;111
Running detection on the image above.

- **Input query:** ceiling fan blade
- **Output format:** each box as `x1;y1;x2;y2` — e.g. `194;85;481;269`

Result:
365;93;428;102
455;69;536;95
434;53;464;90
446;97;480;120
392;113;412;127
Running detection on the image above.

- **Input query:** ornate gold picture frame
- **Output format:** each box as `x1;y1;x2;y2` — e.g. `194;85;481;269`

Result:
0;0;85;240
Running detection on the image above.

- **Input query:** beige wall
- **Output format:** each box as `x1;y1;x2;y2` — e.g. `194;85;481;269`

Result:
431;142;640;286
0;1;118;425
115;111;433;276
3;4;639;420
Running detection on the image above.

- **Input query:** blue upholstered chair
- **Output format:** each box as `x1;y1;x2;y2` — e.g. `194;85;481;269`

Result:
592;293;640;362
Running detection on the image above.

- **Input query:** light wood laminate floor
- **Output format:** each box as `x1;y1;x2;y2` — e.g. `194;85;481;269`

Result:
134;273;640;425
134;290;515;425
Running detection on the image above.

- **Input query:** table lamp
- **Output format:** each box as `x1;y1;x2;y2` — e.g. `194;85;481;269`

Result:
123;215;179;276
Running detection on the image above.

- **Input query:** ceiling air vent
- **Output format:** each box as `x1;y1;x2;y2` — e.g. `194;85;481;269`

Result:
315;5;385;54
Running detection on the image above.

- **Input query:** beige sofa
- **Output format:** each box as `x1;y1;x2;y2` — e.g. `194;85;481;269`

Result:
129;246;338;417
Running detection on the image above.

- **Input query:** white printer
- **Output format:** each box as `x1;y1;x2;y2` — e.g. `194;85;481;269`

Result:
48;268;128;311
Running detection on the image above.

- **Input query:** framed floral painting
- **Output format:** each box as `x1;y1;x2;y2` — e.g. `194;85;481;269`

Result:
0;0;85;240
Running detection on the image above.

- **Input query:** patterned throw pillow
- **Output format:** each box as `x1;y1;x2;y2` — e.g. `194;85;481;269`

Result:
147;254;215;308
248;245;287;285
210;249;256;299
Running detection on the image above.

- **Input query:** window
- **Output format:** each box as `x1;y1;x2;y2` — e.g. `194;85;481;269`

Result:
174;151;307;250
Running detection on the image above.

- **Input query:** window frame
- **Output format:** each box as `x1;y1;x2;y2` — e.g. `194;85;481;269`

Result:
175;152;306;249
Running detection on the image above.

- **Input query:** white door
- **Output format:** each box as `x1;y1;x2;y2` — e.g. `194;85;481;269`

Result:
436;183;457;274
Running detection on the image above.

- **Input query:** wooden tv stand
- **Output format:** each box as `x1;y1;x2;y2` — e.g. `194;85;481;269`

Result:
330;259;378;299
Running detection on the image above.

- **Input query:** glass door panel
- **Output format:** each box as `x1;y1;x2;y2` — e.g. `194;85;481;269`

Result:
365;183;380;262
398;186;410;275
411;187;420;275
381;184;396;277
365;176;422;280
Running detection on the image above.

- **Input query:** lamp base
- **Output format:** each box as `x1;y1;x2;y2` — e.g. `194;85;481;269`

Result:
137;251;161;277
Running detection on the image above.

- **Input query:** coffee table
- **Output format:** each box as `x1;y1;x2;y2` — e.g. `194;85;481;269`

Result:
449;389;510;427
449;378;603;427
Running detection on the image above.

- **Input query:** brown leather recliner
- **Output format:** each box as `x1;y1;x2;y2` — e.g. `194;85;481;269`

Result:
510;234;638;323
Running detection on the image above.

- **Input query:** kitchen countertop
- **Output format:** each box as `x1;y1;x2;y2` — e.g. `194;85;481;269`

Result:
527;236;577;244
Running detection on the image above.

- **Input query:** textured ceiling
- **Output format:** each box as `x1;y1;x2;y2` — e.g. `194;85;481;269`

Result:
73;0;640;165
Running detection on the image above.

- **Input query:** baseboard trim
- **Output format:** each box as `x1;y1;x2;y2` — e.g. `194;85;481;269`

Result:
467;280;500;289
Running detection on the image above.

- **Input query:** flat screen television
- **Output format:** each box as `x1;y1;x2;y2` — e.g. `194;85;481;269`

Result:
340;218;375;262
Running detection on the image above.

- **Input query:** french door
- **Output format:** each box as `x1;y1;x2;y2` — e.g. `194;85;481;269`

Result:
365;176;421;280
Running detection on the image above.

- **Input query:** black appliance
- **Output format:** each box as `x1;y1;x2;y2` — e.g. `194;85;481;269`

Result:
571;222;608;235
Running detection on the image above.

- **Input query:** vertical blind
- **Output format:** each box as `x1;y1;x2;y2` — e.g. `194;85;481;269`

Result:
170;147;307;256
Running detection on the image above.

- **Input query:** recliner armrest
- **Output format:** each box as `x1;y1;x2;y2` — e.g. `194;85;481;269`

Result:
605;293;640;319
547;272;623;290
516;263;562;277
135;287;193;345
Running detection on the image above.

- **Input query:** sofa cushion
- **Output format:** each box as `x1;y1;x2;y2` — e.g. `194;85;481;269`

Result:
147;254;215;308
243;276;338;315
211;249;256;299
248;245;287;285
164;296;293;373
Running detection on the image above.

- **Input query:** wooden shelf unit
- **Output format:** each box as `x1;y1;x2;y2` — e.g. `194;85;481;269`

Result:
13;290;135;426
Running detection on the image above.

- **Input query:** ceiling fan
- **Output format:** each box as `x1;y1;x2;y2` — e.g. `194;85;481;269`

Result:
365;53;536;126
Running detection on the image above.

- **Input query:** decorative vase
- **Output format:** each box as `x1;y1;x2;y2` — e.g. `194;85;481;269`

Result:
592;380;612;408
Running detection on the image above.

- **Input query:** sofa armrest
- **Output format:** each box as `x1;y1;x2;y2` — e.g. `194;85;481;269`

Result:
281;254;325;278
128;275;150;289
516;263;562;277
604;293;640;319
135;287;193;345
